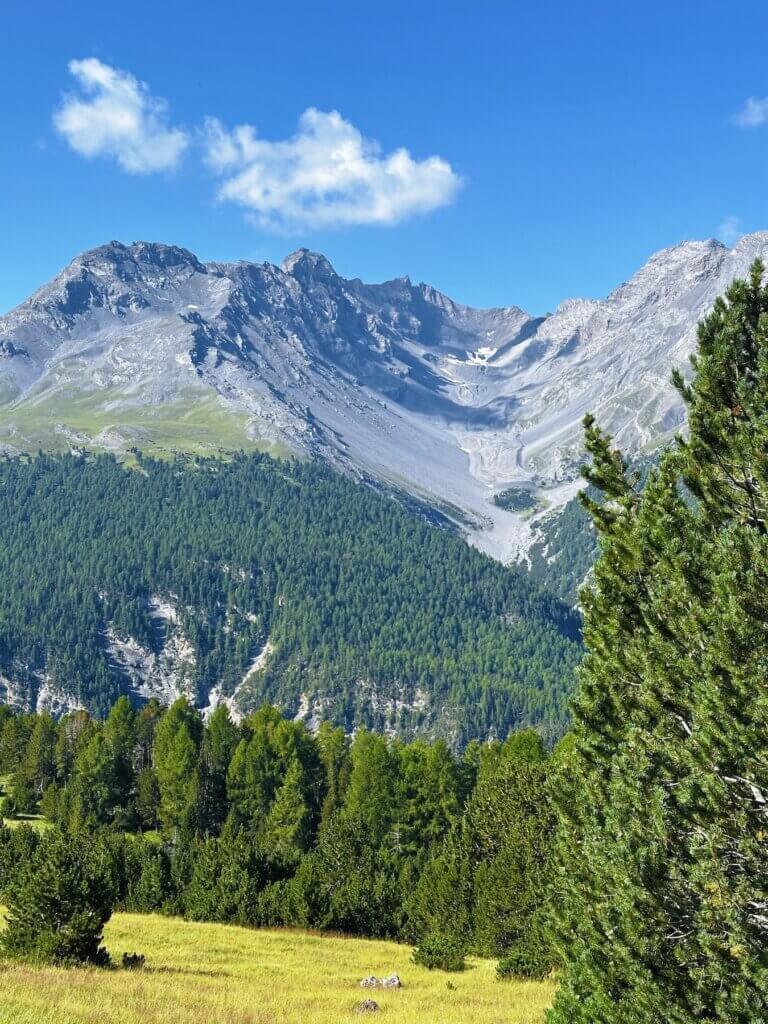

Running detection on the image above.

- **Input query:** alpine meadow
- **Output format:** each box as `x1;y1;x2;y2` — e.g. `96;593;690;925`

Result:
2;5;768;1022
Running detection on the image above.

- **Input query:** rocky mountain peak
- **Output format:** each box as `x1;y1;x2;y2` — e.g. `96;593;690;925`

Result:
281;248;337;282
2;232;768;563
72;240;207;282
730;230;768;260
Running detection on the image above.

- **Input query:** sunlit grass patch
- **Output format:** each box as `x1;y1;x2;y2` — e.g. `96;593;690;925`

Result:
2;816;50;832
0;912;555;1024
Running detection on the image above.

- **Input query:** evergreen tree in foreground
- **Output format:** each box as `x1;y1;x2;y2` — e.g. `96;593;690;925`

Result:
548;263;768;1022
1;828;114;965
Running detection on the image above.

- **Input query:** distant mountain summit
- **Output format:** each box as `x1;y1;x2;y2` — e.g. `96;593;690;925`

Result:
2;233;768;559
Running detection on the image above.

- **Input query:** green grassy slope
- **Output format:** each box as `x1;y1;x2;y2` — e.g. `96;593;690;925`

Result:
0;388;288;459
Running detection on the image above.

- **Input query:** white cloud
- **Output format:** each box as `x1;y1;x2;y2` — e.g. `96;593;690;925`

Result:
54;58;188;173
733;96;768;128
203;108;462;230
718;215;743;245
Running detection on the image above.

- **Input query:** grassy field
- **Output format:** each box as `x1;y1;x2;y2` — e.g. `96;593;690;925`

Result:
0;776;51;832
0;387;290;460
2;815;50;832
0;912;555;1024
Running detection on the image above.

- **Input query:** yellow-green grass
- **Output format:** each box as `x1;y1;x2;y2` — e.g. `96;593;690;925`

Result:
0;387;291;460
0;912;555;1024
1;816;153;838
2;815;50;832
0;776;51;832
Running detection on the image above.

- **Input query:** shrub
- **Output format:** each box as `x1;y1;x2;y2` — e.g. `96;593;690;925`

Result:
122;952;146;970
411;932;466;972
496;940;551;981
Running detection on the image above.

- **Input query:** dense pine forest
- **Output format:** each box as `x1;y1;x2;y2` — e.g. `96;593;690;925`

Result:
0;696;557;974
0;450;580;744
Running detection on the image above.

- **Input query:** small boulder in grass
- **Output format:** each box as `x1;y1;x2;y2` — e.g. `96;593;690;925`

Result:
359;974;402;989
354;999;380;1014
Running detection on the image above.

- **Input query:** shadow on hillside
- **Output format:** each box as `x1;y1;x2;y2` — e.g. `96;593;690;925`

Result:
142;965;233;979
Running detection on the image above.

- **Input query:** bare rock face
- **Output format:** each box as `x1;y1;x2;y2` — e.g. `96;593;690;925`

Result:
3;234;768;561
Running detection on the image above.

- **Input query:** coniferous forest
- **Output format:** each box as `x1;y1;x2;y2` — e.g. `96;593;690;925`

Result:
0;696;557;975
0;450;580;744
1;265;768;1024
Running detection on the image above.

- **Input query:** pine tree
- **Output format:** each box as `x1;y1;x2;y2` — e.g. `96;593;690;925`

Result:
11;713;57;813
548;262;768;1024
54;709;93;783
126;844;169;913
184;830;265;924
1;828;114;964
183;837;222;921
67;731;121;831
0;715;33;775
342;730;397;843
8;772;35;817
471;756;553;967
103;695;136;820
316;722;350;827
38;782;61;822
196;705;237;835
134;699;162;773
404;829;474;943
306;812;402;937
397;740;461;857
225;707;285;832
135;766;160;831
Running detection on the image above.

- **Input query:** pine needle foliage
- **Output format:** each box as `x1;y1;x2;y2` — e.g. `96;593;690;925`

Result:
1;828;114;965
548;262;768;1023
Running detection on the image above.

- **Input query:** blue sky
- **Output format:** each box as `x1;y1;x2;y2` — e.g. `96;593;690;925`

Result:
2;1;768;314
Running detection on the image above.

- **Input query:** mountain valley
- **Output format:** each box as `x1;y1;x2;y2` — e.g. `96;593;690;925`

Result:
4;233;768;571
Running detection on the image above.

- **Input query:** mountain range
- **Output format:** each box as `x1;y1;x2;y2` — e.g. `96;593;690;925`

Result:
2;232;768;564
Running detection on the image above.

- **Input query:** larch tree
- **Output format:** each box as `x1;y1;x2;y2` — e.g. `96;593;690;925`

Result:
153;698;202;837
